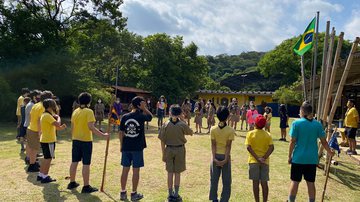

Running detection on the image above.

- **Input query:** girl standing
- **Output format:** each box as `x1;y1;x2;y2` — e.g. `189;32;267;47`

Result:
94;99;105;129
181;98;192;126
207;102;216;133
194;101;203;134
264;106;272;132
157;95;167;129
279;104;289;141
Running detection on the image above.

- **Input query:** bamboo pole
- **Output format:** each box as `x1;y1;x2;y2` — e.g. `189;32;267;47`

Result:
317;21;330;119
301;55;307;100
311;11;320;111
322;32;344;125
321;28;336;119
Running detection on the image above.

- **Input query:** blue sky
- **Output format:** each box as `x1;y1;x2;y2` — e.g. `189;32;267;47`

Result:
120;0;360;55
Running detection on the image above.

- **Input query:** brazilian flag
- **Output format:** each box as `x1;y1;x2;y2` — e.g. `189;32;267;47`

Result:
293;17;316;55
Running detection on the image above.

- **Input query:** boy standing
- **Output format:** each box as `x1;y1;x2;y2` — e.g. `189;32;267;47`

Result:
67;92;108;193
16;88;30;139
288;102;334;202
119;96;152;201
159;105;193;202
27;90;53;172
344;99;359;155
209;106;235;202
38;99;66;183
19;97;30;152
245;115;274;202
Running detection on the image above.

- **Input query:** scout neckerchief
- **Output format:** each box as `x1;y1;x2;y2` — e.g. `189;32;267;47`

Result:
218;122;227;129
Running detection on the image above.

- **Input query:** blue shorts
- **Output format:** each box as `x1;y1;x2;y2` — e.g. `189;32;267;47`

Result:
121;151;144;168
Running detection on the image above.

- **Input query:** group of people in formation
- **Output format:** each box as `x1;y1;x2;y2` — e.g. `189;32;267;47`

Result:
15;87;336;202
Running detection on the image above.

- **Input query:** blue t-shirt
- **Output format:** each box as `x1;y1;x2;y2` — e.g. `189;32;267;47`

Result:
289;117;325;164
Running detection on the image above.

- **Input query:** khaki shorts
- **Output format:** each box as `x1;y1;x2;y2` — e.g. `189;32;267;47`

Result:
249;163;269;181
26;129;40;150
165;146;186;173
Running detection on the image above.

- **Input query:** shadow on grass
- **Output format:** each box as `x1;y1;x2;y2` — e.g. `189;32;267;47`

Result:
329;165;360;191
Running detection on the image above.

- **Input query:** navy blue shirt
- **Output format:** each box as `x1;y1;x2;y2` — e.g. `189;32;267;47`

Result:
120;110;152;152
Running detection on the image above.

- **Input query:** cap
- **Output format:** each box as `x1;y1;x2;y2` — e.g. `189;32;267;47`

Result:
255;115;266;129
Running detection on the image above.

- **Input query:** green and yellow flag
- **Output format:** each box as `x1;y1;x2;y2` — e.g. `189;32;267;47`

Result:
293;17;316;55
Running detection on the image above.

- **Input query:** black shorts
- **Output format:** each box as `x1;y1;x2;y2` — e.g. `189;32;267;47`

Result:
346;127;357;139
19;126;27;138
72;140;93;165
291;163;317;182
41;142;56;159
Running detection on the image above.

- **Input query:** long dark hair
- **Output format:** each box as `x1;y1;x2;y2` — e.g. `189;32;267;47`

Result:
279;104;287;115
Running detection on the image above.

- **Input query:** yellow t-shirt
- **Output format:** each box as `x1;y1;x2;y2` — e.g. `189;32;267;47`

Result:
40;113;57;143
28;102;45;132
345;107;359;128
245;129;273;165
71;108;96;142
210;125;235;154
16;96;24;116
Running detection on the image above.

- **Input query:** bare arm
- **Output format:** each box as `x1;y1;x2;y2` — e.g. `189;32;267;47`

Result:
52;115;66;130
119;131;124;149
88;122;108;137
224;140;232;163
320;137;335;156
263;144;274;160
211;139;217;161
288;138;296;164
247;145;260;162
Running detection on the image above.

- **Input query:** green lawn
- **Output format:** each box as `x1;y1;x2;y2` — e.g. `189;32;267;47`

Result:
0;117;360;202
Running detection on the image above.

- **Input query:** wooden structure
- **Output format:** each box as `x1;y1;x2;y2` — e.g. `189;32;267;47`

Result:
111;86;152;110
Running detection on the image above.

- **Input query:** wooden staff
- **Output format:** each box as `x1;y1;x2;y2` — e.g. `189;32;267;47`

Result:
100;107;113;192
317;21;330;119
321;149;333;202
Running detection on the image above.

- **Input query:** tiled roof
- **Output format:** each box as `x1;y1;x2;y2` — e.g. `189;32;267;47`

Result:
112;86;151;94
197;90;274;95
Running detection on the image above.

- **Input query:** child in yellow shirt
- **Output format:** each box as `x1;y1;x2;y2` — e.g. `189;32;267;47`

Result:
38;99;66;183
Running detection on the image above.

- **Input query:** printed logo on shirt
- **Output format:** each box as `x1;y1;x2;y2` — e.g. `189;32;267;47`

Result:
124;118;141;138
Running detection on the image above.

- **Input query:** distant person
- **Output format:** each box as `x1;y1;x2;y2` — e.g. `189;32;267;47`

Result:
146;98;152;130
263;107;272;133
279;104;289;141
94;98;105;129
24;90;41;164
288;102;334;202
246;105;259;130
181;98;192;126
16;88;30;139
240;104;249;130
194;101;203;134
67;92;108;193
228;98;240;130
119;96;152;201
19;97;31;152
112;97;123;132
26;90;53;172
209;106;235;202
157;95;167;130
158;105;193;202
207;102;216;134
245;115;274;202
344;99;359;155
37;99;66;183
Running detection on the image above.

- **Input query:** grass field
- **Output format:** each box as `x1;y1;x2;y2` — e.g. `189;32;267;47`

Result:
1;117;360;202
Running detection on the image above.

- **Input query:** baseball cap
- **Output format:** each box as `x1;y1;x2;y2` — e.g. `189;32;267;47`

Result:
255;115;266;129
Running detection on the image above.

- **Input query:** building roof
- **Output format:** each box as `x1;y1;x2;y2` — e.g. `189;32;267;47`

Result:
197;90;274;96
112;86;151;94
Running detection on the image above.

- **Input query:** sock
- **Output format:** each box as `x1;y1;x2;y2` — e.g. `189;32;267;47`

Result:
288;195;296;202
38;173;44;178
174;186;179;197
168;188;173;196
121;190;126;193
309;199;315;202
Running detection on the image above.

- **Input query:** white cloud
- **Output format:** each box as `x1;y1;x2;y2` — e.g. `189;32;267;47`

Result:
120;0;348;55
344;10;360;40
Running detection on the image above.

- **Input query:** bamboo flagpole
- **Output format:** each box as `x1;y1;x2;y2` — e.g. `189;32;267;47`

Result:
322;32;344;125
311;11;320;110
321;28;336;120
317;21;330;119
301;55;307;100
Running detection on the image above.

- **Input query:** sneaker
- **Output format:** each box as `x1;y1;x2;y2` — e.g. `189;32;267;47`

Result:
37;176;43;181
27;164;40;172
131;192;144;201
81;185;98;193
347;150;353;155
67;181;80;190
120;191;127;201
41;176;56;183
351;151;358;155
167;195;177;202
174;195;182;202
34;162;40;168
212;200;219;202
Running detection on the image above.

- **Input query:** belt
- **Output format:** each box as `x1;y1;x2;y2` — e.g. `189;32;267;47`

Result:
166;144;184;148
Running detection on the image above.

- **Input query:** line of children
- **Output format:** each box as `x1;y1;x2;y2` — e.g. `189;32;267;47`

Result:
159;104;193;202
